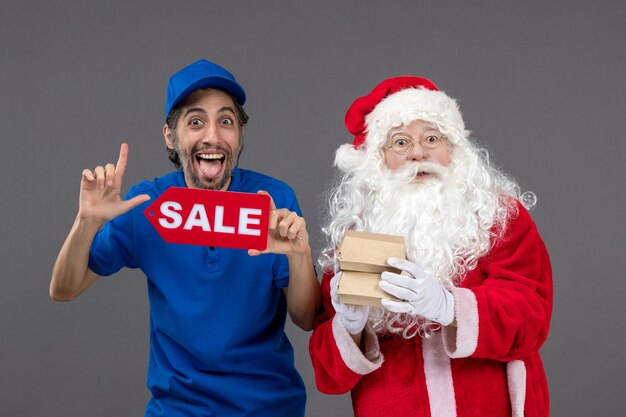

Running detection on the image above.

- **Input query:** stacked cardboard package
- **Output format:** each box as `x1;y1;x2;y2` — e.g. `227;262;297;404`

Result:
337;230;406;306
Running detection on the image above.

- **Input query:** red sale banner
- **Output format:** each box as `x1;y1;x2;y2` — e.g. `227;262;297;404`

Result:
144;187;270;250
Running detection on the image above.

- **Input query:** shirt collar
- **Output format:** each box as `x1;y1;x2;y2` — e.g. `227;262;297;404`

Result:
227;166;241;191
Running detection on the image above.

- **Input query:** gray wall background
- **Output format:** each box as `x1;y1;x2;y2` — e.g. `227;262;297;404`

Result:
1;1;624;416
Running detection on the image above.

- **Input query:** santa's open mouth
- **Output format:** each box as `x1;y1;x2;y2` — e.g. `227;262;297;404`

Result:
196;152;226;179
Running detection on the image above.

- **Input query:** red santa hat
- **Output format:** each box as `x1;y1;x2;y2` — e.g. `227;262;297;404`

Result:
336;76;466;172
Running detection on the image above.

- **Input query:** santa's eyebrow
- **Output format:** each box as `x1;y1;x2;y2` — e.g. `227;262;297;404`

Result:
388;123;441;135
388;127;409;135
421;123;440;132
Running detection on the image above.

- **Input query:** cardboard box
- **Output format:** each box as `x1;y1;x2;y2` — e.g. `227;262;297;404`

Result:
338;271;400;307
338;230;406;273
337;230;406;306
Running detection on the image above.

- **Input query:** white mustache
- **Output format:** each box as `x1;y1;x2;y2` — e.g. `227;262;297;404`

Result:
408;161;446;176
386;161;447;183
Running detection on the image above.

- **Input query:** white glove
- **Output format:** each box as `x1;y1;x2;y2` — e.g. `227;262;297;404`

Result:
330;272;370;335
379;258;455;326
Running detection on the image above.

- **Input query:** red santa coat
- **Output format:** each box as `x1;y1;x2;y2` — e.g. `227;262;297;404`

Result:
309;202;553;417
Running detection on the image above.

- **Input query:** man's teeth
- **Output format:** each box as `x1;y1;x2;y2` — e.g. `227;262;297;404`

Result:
197;154;224;160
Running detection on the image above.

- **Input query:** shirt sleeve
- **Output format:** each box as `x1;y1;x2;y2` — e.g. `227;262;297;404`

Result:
88;191;139;276
271;185;303;288
442;200;553;361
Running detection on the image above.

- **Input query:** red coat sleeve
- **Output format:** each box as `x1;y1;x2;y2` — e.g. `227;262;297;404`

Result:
443;200;553;361
309;272;382;394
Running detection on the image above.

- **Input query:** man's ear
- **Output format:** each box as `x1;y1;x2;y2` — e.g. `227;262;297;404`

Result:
163;124;174;149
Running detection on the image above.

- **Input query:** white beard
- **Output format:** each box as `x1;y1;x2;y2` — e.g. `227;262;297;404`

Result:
351;160;500;338
359;160;492;283
322;138;523;338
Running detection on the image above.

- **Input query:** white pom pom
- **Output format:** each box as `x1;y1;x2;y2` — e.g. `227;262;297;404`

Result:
334;144;366;173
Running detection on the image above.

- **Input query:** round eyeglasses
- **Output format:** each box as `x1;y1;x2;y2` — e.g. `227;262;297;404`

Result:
384;131;448;155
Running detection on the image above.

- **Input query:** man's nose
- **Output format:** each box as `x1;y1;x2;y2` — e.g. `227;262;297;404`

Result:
201;123;220;144
408;141;429;160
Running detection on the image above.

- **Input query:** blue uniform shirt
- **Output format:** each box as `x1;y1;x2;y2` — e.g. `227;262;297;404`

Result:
88;167;306;417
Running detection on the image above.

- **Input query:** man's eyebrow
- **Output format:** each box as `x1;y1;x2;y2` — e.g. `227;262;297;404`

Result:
217;106;236;115
183;107;206;118
183;106;236;118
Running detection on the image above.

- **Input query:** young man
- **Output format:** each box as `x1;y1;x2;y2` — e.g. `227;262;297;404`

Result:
50;59;320;417
310;77;552;417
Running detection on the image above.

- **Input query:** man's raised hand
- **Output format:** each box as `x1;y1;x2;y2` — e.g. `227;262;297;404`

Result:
79;143;150;224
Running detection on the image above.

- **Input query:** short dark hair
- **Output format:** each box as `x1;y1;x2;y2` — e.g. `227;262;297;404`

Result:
165;88;249;168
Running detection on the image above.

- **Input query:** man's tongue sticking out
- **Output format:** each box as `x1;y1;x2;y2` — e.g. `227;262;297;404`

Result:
198;156;223;179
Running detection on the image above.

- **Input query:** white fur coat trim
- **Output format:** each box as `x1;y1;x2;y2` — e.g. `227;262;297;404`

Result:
507;360;527;417
423;335;458;417
442;287;479;358
332;315;383;375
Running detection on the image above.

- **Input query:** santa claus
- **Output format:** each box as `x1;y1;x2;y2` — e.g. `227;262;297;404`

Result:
310;77;553;417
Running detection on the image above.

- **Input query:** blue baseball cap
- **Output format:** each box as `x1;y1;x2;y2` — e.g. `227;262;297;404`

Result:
164;59;246;120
